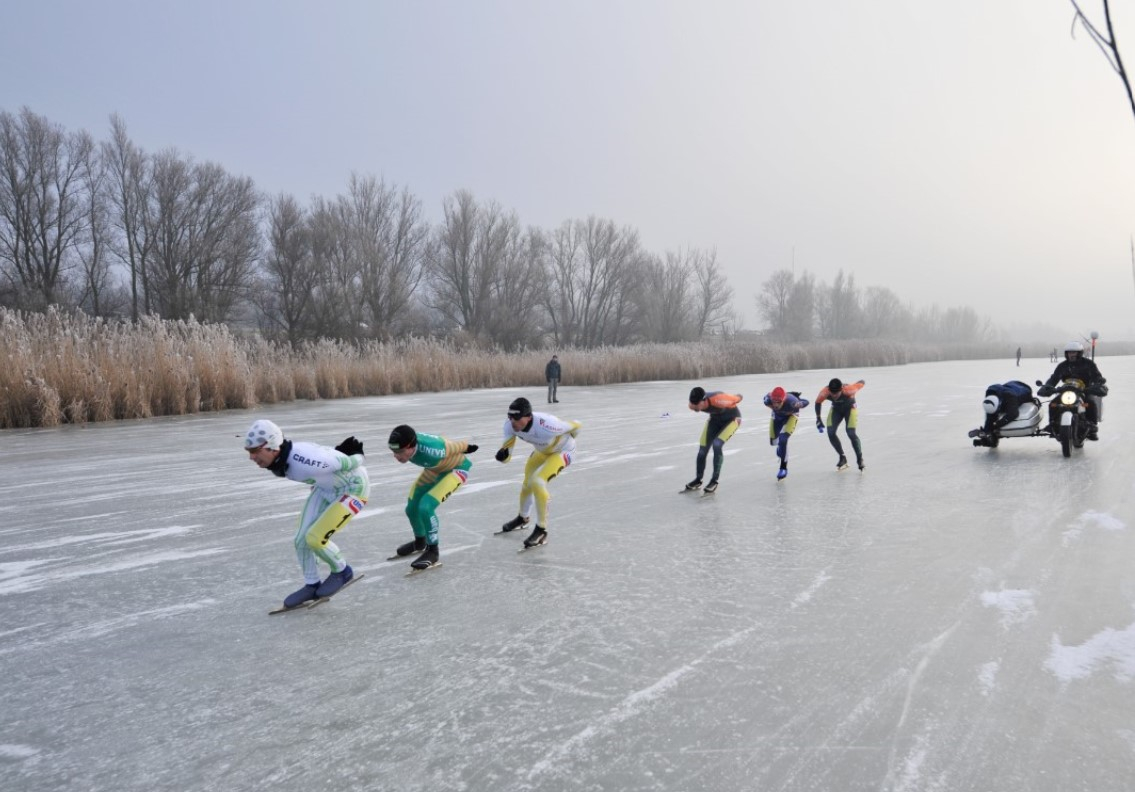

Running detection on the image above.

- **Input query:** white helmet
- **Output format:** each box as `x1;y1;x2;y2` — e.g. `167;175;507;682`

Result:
1065;340;1084;355
982;395;1000;414
244;419;283;450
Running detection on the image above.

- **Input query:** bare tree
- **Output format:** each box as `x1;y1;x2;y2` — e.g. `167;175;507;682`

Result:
74;141;121;316
1070;1;1135;124
256;193;319;345
635;251;693;343
542;216;642;348
756;269;796;337
690;247;733;338
859;285;911;338
0;108;93;310
144;151;260;322
101;114;154;321
817;269;862;339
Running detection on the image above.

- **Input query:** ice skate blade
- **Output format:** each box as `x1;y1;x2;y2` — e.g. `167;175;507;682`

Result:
405;563;442;577
269;574;364;614
518;542;547;553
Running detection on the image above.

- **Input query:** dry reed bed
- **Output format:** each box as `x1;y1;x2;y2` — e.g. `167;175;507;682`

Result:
0;306;1019;429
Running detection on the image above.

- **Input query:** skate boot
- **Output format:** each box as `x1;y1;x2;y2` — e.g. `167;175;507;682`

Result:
776;462;788;481
395;536;427;556
283;583;320;609
703;480;718;493
523;525;548;548
836;455;848;471
500;515;530;533
315;565;353;598
857;457;866;471
411;544;440;569
684;479;703;491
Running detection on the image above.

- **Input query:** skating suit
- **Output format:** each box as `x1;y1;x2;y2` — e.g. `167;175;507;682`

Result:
403;433;474;544
280;440;370;584
814;382;864;462
499;412;581;527
694;392;742;483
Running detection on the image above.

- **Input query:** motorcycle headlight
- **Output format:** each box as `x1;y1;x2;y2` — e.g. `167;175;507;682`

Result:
1060;391;1078;406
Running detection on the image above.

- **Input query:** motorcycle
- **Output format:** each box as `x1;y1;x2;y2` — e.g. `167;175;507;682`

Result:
1035;378;1107;458
967;378;1107;457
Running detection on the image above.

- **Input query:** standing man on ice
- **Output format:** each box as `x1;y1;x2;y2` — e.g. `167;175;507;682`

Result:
387;424;477;570
764;387;809;481
813;378;866;471
684;386;743;493
495;396;581;549
244;419;369;609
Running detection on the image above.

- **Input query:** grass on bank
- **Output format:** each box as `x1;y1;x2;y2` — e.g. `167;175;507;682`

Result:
0;306;1100;429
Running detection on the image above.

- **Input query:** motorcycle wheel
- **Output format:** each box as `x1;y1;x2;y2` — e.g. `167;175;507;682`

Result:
1059;424;1073;458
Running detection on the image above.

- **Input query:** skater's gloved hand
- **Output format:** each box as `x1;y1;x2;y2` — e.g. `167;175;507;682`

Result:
335;436;364;456
769;437;776;446
465;444;479;454
495;448;510;462
816;419;824;433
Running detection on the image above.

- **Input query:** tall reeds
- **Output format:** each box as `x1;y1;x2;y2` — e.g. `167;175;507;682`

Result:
0;306;1090;429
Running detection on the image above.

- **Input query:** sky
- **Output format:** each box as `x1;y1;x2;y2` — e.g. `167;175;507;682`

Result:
3;1;1135;340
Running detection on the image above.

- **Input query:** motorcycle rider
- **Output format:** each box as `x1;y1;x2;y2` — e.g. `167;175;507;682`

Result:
1038;341;1106;440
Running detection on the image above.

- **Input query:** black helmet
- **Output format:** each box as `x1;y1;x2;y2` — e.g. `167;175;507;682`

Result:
388;424;417;450
828;378;843;391
507;397;532;419
689;386;706;404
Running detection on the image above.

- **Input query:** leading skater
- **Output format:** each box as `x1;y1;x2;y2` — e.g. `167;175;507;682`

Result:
387;425;477;570
684;386;743;493
495;397;581;549
244;419;369;609
813;377;866;471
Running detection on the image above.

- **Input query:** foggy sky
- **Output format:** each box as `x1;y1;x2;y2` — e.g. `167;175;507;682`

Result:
3;1;1134;339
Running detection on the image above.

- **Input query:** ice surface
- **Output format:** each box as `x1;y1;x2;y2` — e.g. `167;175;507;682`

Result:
3;356;1135;791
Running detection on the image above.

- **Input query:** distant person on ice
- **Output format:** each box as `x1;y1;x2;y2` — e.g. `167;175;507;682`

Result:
244;419;369;609
545;354;561;403
684;386;743;493
814;377;866;472
495;396;580;549
764;387;809;481
387;425;476;570
1016;347;1022;366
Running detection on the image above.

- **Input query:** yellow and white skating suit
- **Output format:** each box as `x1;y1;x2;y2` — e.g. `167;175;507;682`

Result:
499;412;580;528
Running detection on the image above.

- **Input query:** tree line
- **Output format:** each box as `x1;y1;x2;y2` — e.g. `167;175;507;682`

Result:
0;105;995;349
0;108;733;350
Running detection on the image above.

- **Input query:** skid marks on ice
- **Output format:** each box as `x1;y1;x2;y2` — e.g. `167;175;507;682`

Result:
8;525;198;553
0;600;219;657
0;548;227;596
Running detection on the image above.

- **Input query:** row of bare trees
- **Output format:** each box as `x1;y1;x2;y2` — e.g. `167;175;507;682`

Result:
0;107;735;349
756;268;996;344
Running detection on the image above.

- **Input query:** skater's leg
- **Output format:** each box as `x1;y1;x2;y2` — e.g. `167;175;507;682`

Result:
708;418;740;482
826;412;846;456
526;448;572;527
846;408;863;463
299;493;365;576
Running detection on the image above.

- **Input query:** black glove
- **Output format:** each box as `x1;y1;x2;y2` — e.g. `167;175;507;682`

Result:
1037;385;1055;397
335;436;364;456
465;444;479;454
495;448;510;462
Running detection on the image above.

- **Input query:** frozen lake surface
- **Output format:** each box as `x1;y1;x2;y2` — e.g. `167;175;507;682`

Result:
3;355;1135;792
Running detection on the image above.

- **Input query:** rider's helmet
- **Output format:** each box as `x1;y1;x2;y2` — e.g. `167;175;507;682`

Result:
769;386;787;405
982;394;1000;414
1064;340;1084;360
244;419;283;450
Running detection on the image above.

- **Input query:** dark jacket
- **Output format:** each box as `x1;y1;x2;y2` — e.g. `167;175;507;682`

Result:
1044;358;1105;389
545;359;561;380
